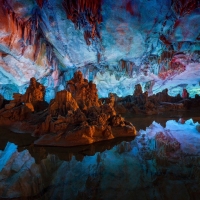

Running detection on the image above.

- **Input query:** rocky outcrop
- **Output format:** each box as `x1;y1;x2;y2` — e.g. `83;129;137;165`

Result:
111;85;194;115
0;71;136;146
67;71;100;110
49;90;79;116
34;90;136;146
0;77;48;132
23;77;45;103
133;84;143;97
0;101;35;132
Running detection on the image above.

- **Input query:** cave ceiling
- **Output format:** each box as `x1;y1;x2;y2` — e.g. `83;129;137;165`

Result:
0;0;200;100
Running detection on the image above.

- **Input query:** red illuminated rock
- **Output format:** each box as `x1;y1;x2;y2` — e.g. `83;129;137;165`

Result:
49;90;79;116
34;78;136;146
67;71;100;110
2;71;133;146
0;77;47;129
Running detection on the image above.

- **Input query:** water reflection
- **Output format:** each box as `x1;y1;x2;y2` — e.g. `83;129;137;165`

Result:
1;111;200;199
1;130;200;199
28;136;135;163
122;109;200;130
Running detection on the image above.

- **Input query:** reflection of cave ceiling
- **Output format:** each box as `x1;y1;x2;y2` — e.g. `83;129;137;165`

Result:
0;0;200;101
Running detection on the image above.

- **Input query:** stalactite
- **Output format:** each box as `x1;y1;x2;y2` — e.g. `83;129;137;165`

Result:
62;0;103;45
84;31;91;45
97;52;101;63
46;42;59;77
34;34;41;61
21;45;27;56
46;44;53;66
51;57;59;87
3;0;42;46
159;35;171;47
171;0;200;17
44;42;60;87
118;60;135;78
2;0;45;57
23;25;27;44
128;63;133;77
36;0;46;8
2;0;58;71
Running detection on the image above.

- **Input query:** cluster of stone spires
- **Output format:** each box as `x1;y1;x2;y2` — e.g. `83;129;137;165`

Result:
0;71;136;147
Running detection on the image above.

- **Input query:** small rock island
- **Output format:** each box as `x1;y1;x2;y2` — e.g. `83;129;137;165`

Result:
0;71;136;147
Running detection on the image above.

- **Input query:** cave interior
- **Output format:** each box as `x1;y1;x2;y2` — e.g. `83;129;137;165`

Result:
0;0;200;199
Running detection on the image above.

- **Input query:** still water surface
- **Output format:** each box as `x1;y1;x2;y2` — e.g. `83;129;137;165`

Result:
0;110;200;162
0;110;200;199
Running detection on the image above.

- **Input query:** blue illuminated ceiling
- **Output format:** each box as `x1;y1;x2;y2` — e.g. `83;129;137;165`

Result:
0;0;200;100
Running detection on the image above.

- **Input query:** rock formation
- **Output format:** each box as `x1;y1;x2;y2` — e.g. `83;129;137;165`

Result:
0;76;49;132
111;84;199;115
34;74;136;146
23;77;45;103
0;0;200;100
0;71;136;146
133;84;143;97
182;88;189;99
66;71;100;109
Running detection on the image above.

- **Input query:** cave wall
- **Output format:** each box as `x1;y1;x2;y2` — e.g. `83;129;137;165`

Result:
0;0;200;101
